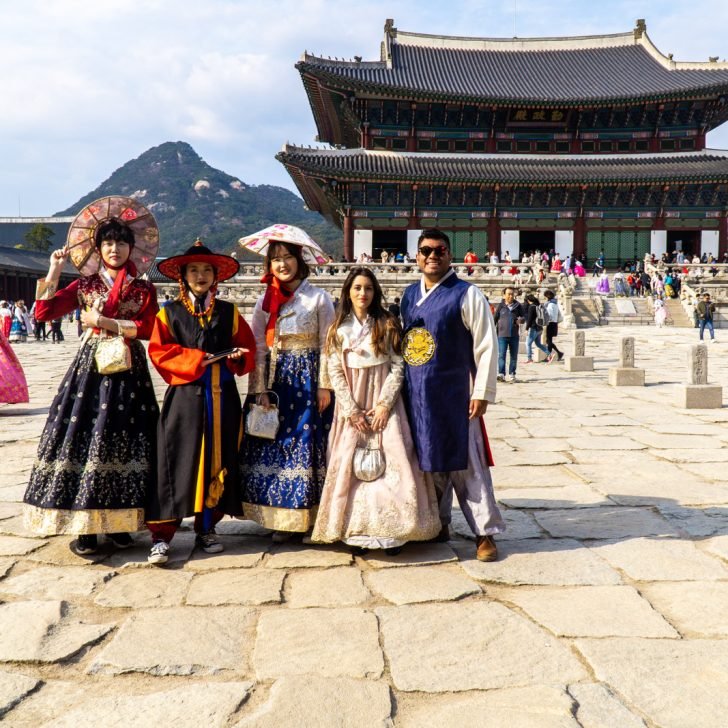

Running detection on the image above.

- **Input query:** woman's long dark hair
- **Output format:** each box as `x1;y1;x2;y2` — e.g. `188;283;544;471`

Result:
326;267;401;357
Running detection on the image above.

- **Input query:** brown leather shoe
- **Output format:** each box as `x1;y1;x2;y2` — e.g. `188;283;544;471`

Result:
476;535;498;562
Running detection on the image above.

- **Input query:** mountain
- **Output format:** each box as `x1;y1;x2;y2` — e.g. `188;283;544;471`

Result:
54;141;342;258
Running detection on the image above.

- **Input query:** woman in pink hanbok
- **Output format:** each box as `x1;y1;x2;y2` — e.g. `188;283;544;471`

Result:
312;268;440;554
573;259;586;277
0;325;29;404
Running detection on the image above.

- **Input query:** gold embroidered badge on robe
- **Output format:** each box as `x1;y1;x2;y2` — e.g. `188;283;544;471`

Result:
402;327;436;366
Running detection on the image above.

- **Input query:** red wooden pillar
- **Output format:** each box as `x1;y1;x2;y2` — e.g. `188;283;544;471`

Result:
719;214;728;259
487;215;500;255
573;215;586;260
343;211;354;262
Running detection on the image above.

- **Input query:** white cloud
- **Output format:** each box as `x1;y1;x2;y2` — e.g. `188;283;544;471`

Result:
1;0;727;214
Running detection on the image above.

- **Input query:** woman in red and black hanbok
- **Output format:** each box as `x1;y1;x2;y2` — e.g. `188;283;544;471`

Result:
23;197;160;554
146;241;255;563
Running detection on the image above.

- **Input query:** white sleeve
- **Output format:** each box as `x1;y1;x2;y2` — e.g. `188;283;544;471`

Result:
461;286;498;403
317;290;335;389
247;296;269;394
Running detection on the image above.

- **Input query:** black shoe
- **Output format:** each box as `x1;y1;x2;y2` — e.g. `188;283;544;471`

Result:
350;546;369;556
557;352;564;361
75;534;98;555
107;532;134;549
384;546;403;556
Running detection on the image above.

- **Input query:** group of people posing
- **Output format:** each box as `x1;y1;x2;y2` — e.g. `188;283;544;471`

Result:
19;199;504;565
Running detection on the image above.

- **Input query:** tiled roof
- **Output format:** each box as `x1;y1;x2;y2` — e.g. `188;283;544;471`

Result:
277;147;728;185
299;24;728;104
0;246;76;275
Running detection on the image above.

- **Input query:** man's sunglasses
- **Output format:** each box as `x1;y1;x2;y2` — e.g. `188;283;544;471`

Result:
418;245;448;258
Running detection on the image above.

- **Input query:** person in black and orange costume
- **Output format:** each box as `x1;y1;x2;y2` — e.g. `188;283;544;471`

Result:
146;240;255;564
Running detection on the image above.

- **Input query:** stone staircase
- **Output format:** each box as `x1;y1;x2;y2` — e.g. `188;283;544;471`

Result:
598;296;655;326
665;298;695;328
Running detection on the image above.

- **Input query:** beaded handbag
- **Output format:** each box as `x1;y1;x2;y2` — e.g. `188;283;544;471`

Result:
94;321;131;375
245;391;280;440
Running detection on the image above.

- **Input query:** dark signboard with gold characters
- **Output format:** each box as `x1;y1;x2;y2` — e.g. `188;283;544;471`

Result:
508;109;568;124
402;327;436;366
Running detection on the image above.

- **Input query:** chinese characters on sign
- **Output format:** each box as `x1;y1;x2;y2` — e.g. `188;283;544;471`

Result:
509;109;568;124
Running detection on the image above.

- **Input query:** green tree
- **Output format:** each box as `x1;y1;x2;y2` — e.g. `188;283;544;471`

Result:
23;224;55;252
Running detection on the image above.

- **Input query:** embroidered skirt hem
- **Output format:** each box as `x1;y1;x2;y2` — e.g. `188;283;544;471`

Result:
23;504;145;536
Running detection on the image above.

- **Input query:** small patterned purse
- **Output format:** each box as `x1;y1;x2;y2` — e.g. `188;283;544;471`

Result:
245;391;280;440
353;423;385;482
94;321;132;375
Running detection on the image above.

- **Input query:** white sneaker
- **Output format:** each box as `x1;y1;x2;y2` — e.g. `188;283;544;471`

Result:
148;541;169;565
508;374;517;383
497;374;505;382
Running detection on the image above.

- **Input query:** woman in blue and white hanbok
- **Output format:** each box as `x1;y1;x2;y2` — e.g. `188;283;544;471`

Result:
240;237;334;539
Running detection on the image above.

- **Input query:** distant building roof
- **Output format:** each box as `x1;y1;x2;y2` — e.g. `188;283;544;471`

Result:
278;146;728;185
298;19;728;105
0;246;77;276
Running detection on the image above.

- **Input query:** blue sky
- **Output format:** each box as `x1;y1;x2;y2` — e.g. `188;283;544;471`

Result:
2;0;727;216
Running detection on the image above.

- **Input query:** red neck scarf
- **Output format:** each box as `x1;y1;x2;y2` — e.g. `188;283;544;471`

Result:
260;273;293;348
102;260;137;319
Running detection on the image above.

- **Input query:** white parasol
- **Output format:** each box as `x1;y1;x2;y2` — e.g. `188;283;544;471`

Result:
238;224;329;265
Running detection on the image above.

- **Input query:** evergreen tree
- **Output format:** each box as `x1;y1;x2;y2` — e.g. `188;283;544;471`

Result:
23;224;55;252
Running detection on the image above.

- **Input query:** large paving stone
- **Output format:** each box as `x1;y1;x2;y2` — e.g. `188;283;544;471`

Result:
704;533;728;560
233;676;392;728
568;449;660;466
594;479;728;507
186;569;284;606
254;608;382;679
366;565;480;605
497;484;609;509
452;507;542;541
493;450;571;466
566;436;646;451
0;559;14;580
285;567;369;608
94;569;193;608
504;437;572;452
640;582;728;637
532;507;679;539
0;565;114;599
504;585;678;637
362;542;457;568
89;606;253;676
576;638;728;728
653;448;728;463
186;537;271;570
0;484;26;502
265;544;352;569
676;462;728;482
587;538;728;581
216;518;271;537
453;539;621;586
0;601;112;663
632;432;723;449
0;535;46;556
0;670;41;719
0;503;22;520
377;601;587;692
25;537;106;565
656;505;728;537
491;464;584;488
568;683;646;728
397;686;579;728
43;683;252;728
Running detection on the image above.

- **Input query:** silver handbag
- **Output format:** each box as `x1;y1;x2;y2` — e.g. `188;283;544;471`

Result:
352;426;385;482
245;391;280;440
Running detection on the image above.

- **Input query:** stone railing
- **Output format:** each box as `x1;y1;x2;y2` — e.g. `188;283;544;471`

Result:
154;262;558;314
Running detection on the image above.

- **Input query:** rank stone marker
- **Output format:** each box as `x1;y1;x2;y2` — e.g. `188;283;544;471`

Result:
608;336;645;386
681;344;723;409
565;330;594;372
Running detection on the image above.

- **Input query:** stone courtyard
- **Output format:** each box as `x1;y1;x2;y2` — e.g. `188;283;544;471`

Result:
1;322;727;727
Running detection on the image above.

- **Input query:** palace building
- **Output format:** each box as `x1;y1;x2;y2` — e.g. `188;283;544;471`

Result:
278;19;728;265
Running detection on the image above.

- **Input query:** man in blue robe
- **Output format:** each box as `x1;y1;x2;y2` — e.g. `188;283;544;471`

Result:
401;229;505;561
